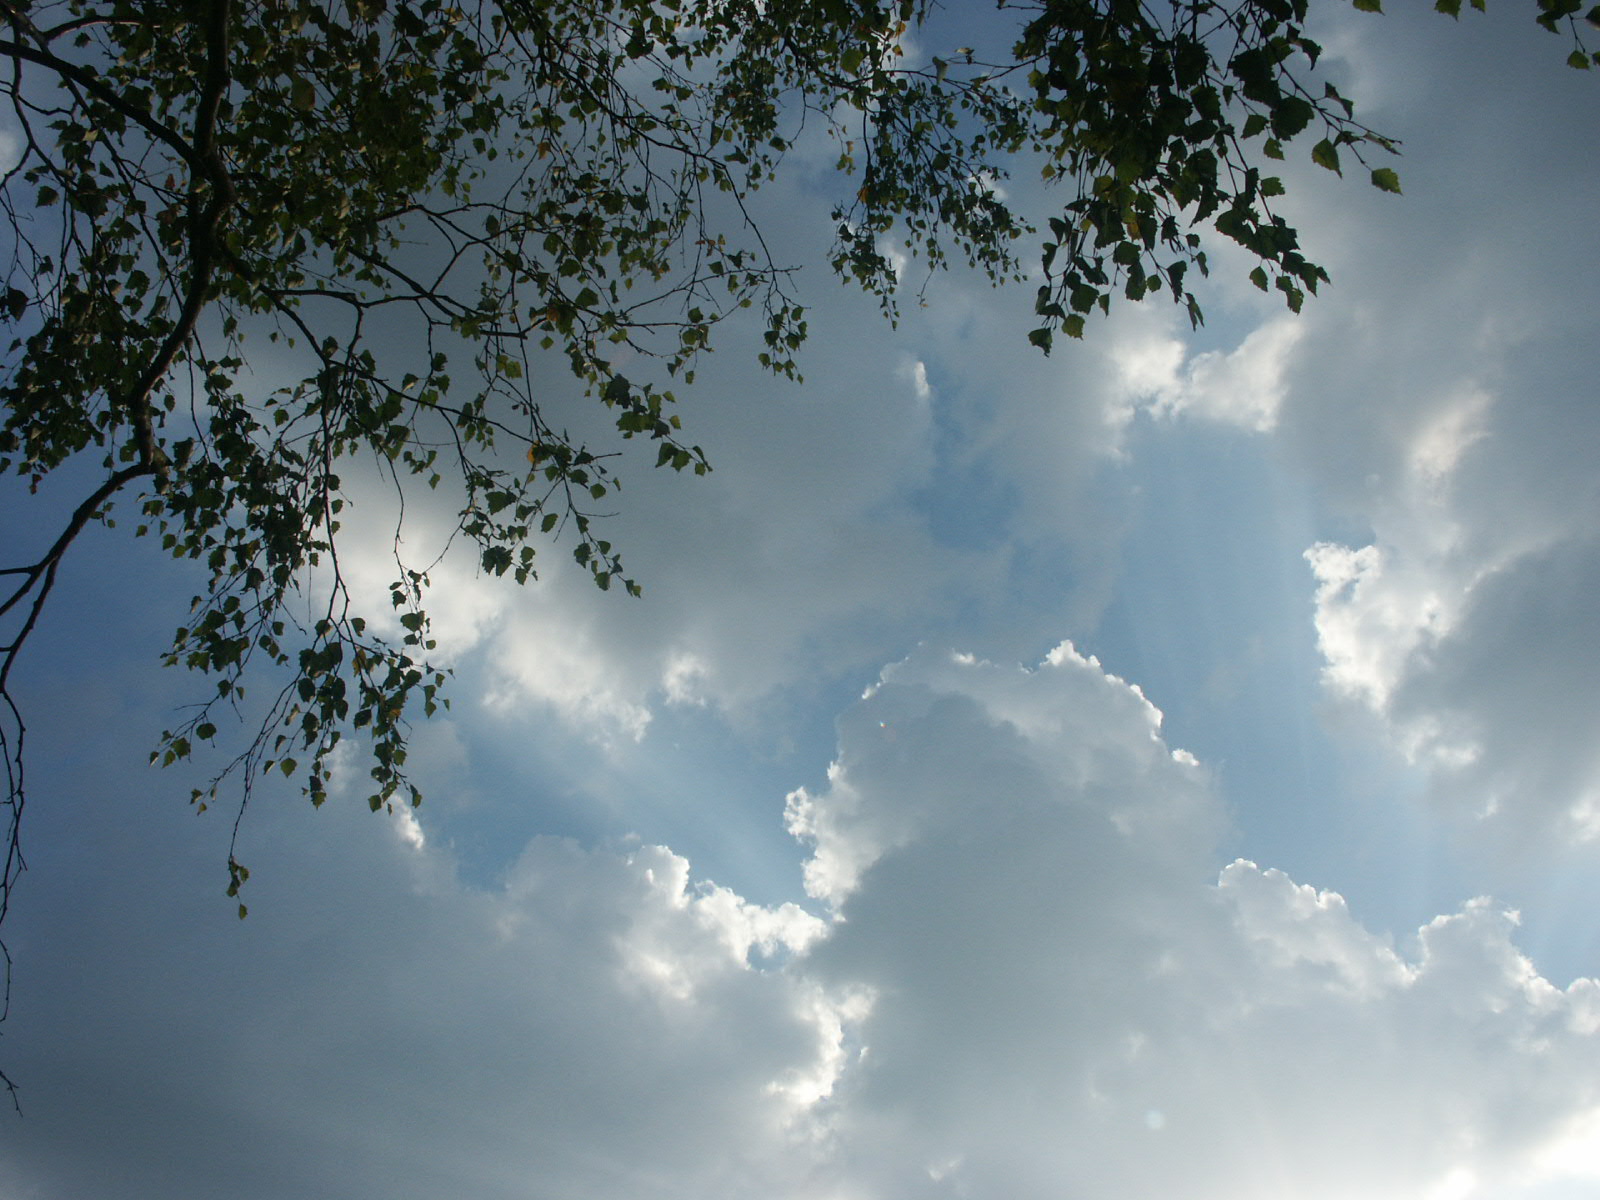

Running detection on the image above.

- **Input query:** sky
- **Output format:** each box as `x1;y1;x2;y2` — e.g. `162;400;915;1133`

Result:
3;4;1600;1198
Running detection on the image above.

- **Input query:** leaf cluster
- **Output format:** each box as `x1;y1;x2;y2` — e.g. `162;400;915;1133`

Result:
0;0;1591;944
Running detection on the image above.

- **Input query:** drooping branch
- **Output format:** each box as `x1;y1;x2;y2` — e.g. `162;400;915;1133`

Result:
0;1;238;1083
0;35;203;170
121;0;236;480
0;459;150;1115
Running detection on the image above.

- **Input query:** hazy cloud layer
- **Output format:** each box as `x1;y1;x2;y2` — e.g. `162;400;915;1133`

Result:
1204;6;1600;852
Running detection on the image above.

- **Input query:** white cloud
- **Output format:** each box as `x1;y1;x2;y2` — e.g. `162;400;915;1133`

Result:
1305;540;1451;716
482;588;657;740
1;797;855;1200
1221;859;1415;999
897;356;931;403
1114;314;1305;433
390;801;427;850
785;646;1600;1200
361;271;1011;742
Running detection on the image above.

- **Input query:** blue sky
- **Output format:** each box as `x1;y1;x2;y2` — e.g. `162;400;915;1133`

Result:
3;4;1600;1198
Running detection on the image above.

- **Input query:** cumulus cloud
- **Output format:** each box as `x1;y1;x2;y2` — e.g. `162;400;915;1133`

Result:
6;645;1598;1200
785;645;1600;1200
1291;253;1600;849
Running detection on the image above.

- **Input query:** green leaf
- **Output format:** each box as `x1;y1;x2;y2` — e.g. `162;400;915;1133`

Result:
1352;0;1382;11
1311;139;1341;173
1370;167;1402;193
1271;96;1316;139
1027;327;1053;354
602;376;631;405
